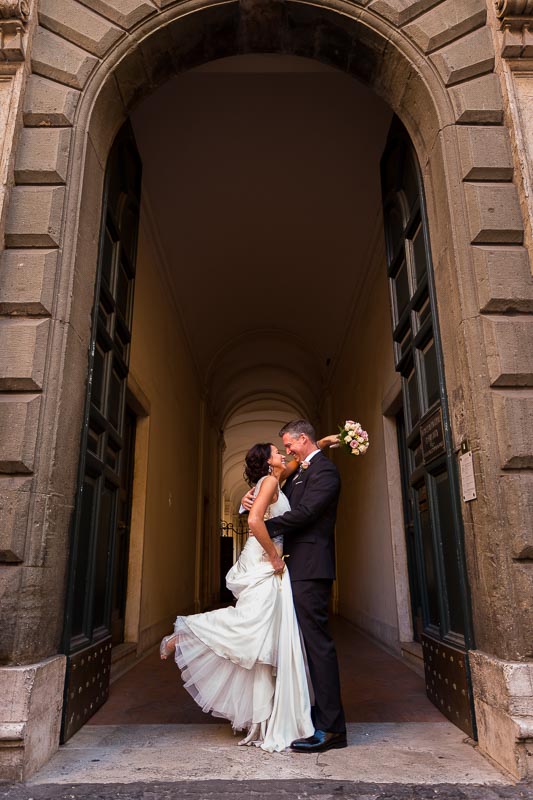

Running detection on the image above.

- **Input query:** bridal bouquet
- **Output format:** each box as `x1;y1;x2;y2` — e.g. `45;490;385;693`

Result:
338;420;369;456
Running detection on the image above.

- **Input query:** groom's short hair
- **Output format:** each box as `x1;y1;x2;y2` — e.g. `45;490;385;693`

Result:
279;419;316;442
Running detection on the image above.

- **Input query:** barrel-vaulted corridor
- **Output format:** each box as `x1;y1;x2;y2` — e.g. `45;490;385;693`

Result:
53;49;480;775
121;53;411;670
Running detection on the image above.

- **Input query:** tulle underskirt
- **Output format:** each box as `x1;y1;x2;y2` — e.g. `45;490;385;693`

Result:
174;616;275;731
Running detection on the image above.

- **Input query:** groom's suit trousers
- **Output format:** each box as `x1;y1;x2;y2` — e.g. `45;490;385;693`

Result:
291;578;346;734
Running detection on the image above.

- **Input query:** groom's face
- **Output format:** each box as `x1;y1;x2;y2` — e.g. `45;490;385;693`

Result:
282;433;305;461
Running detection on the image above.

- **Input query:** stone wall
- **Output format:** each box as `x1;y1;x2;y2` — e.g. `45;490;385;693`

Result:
127;202;203;650
328;226;404;652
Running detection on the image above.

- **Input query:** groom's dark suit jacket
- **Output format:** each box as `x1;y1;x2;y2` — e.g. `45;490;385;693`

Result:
265;451;340;581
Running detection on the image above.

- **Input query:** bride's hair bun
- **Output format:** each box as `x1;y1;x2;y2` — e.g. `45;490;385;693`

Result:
244;443;273;486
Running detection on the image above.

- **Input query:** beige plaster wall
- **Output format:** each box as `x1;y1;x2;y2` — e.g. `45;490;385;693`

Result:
328;235;403;652
128;206;203;650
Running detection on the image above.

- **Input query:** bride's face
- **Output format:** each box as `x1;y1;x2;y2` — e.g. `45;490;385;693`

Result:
268;445;285;471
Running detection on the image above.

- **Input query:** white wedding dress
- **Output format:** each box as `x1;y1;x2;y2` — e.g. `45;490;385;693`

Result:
172;477;314;751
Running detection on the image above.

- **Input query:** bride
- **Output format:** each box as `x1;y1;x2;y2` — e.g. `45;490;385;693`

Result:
160;441;315;751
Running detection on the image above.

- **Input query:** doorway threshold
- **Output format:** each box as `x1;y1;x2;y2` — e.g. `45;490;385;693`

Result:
27;722;509;786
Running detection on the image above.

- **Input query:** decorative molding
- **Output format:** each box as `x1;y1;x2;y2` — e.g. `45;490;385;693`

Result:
0;0;30;20
0;0;29;61
496;0;533;57
496;0;533;15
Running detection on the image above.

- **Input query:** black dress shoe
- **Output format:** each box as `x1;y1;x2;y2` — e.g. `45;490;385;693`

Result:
290;729;347;753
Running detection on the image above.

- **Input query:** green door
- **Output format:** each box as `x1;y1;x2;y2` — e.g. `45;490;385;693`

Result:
381;118;476;738
61;122;142;742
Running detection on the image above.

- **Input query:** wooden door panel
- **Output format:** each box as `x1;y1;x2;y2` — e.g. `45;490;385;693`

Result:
381;118;476;737
61;122;141;742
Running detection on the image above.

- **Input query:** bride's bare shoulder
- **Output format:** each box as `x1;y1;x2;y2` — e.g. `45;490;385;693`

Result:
257;474;278;494
254;475;279;503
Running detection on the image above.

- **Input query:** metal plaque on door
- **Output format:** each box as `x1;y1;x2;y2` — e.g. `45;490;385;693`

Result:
420;408;445;464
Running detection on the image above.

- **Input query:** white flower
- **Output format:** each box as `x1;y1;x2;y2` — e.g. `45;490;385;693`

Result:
345;434;353;442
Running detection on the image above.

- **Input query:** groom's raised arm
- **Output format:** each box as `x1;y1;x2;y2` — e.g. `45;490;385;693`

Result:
265;464;340;538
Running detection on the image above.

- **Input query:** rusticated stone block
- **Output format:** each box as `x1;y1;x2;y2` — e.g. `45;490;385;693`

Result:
0;249;57;316
0;395;41;474
5;186;65;248
31;26;98;90
450;73;504;124
404;0;486;54
26;494;74;568
482;316;533;387
76;0;157;29
367;0;442;27
464;184;524;244
0;566;22;662
471;650;533;707
457;126;513;181
0;478;32;563
499;474;533;560
470;650;533;777
431;26;494;86
492;391;533;469
23;75;80;128
39;0;124;59
15;128;72;185
473;247;533;313
0;319;51;391
0;657;66;781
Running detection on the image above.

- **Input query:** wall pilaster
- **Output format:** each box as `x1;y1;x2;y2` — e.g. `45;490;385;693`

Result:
0;0;30;245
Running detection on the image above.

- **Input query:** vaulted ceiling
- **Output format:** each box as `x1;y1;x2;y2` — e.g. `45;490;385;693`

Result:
131;53;393;508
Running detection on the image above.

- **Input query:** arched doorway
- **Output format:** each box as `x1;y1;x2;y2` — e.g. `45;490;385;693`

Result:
61;45;476;741
3;0;531;779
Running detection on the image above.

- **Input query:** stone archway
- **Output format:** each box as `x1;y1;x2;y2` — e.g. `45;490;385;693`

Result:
1;0;533;780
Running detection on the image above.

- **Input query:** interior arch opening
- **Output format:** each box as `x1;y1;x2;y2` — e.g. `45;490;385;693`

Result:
125;48;399;635
62;48;473;748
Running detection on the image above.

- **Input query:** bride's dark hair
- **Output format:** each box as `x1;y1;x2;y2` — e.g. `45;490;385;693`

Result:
244;443;273;486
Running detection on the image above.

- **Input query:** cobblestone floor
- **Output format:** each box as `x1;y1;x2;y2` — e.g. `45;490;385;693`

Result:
2;780;533;800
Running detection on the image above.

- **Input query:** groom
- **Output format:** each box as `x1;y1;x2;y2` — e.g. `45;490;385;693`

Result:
265;419;347;753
